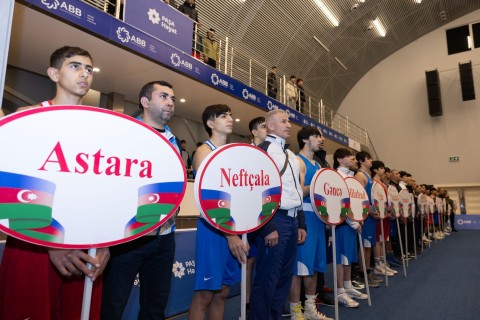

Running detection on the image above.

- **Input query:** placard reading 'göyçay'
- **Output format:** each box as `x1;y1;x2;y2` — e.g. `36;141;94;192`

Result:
0;106;186;248
194;143;281;234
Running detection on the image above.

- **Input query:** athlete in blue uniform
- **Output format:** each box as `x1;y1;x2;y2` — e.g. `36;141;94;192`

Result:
189;105;248;320
289;127;331;320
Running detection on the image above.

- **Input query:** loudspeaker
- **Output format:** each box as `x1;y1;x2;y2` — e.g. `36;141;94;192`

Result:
425;69;443;117
459;61;475;101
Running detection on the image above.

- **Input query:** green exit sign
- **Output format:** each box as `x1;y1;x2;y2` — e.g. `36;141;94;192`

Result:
449;156;460;162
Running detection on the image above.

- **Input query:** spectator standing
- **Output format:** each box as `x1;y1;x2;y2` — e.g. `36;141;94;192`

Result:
286;75;298;109
203;28;219;68
267;66;278;99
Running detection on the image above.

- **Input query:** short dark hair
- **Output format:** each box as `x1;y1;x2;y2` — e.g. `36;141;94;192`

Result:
384;167;391;173
202;104;231;137
290;75;296;80
249;117;265;133
371;160;385;177
356;151;372;164
333;148;353;169
399;170;409;178
181;140;186;143
50;46;92;69
297;126;321;149
138;80;173;109
271;66;277;69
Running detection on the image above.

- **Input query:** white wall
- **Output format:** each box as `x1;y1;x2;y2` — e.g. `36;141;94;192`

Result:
339;10;480;185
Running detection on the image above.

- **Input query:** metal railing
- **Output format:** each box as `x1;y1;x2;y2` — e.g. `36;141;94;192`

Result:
87;0;378;159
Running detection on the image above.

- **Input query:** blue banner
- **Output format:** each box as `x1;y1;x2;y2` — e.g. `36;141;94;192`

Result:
455;215;480;230
124;0;193;54
29;0;111;39
27;0;349;146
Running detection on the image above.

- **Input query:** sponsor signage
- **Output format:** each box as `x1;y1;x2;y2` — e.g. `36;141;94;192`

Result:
387;186;401;218
399;189;412;218
28;0;350;147
310;168;349;225
194;144;281;234
0;106;186;248
124;0;193;54
32;0;111;38
371;180;388;219
344;177;369;222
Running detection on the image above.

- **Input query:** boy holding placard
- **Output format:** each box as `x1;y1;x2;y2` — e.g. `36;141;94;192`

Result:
0;46;109;319
288;126;331;320
333;148;367;308
189;104;249;320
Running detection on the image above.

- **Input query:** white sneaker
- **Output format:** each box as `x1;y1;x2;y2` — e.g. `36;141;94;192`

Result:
337;292;359;308
374;264;394;276
290;303;305;320
380;262;398;274
304;302;333;320
346;288;368;300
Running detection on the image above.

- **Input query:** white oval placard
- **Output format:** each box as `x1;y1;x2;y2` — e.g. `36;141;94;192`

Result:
0;106;186;248
344;177;369;222
399;189;412;218
194;143;281;234
435;197;444;214
417;193;427;215
310;168;349;225
387;186;401;218
371;180;388;219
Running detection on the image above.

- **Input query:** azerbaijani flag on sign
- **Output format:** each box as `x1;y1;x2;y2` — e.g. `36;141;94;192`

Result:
313;193;328;219
125;181;184;237
258;186;281;224
136;181;184;223
201;189;235;230
361;200;370;219
340;197;350;219
0;171;64;243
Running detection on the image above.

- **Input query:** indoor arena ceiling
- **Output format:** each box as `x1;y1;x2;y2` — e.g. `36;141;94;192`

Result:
198;0;480;111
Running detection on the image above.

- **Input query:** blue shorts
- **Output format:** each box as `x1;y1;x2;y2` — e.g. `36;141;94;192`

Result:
361;216;377;248
335;224;358;265
390;218;397;237
294;211;327;275
194;218;241;291
433;212;439;225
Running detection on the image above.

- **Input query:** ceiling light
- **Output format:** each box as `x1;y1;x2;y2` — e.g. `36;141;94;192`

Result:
415;0;422;3
314;0;339;27
467;36;472;49
314;36;330;52
372;18;386;37
335;57;348;70
92;67;100;72
179;98;186;103
235;118;240;122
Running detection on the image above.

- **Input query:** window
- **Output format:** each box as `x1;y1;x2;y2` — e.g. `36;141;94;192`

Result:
472;22;480;49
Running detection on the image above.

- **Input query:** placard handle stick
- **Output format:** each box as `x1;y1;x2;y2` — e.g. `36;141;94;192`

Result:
404;223;409;268
379;218;388;287
239;234;247;320
412;214;417;259
420;208;424;252
81;247;96;320
332;225;339;320
395;219;407;277
357;231;371;306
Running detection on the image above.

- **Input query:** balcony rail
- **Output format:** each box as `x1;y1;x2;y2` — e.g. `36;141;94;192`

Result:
86;0;378;159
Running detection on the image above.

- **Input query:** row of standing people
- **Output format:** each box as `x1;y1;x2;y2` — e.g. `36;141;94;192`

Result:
268;67;307;114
